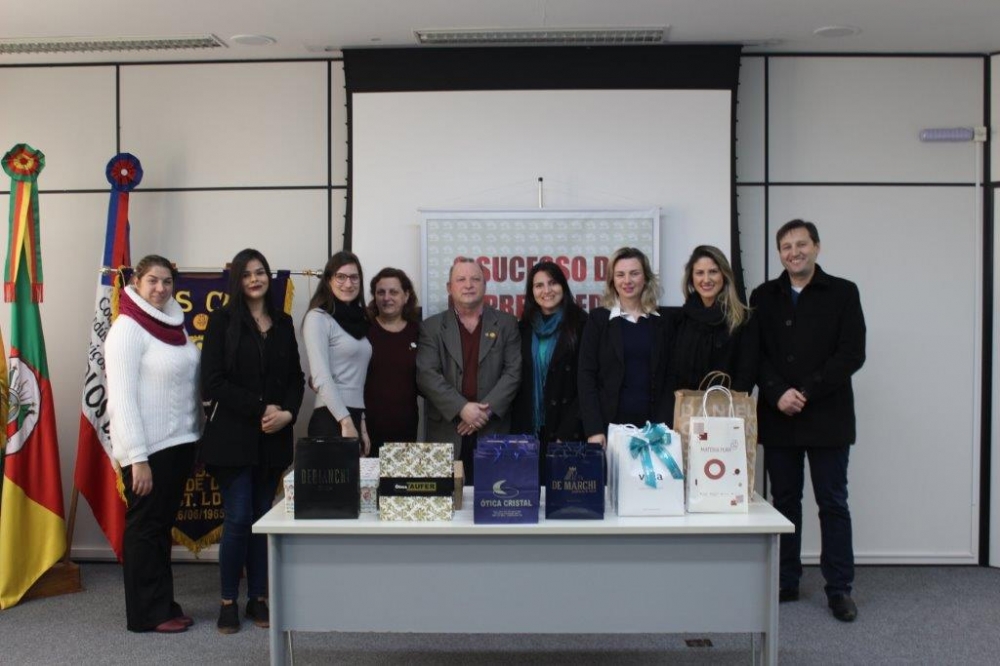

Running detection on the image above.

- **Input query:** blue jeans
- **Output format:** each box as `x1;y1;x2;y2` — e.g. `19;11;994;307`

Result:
764;446;854;598
217;465;281;601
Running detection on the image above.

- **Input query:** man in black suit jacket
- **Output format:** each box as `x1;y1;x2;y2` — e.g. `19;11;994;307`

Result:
751;219;866;623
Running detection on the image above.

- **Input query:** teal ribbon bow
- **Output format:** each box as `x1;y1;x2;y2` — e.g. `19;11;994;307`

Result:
628;423;684;488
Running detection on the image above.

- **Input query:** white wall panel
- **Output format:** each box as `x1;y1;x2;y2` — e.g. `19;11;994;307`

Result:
768;186;979;562
119;62;328;188
737;185;766;293
736;57;765;184
352;89;733;307
0;67;115;190
128;189;328;269
769;58;983;184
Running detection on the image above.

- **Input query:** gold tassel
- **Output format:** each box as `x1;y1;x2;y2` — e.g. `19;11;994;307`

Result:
110;266;127;322
283;277;294;315
171;525;224;556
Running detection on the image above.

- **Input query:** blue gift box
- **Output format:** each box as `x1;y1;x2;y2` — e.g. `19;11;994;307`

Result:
474;435;540;524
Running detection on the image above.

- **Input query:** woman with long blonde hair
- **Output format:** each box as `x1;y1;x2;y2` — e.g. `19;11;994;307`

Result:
666;245;756;406
577;247;674;447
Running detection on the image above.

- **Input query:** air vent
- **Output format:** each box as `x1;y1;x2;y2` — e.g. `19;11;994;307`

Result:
0;35;227;55
414;27;668;46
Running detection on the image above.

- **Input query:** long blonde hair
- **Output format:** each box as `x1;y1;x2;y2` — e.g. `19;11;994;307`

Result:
601;247;661;313
681;245;748;334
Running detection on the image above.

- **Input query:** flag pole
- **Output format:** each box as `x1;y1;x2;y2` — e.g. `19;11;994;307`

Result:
63;487;80;565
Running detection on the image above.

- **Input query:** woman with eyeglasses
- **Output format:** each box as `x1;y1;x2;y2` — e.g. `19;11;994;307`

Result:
200;248;305;633
302;251;373;454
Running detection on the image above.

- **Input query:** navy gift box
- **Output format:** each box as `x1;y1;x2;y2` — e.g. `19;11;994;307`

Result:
474;435;540;524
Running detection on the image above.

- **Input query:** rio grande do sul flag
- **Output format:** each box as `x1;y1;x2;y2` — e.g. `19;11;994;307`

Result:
0;144;66;609
72;153;142;562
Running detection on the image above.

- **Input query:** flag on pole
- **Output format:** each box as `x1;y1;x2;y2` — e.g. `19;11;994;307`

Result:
72;154;142;562
0;144;66;609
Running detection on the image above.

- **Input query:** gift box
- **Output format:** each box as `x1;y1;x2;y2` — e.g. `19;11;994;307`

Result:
609;423;685;517
379;442;454;521
294;436;361;519
283;470;295;515
474;435;540;524
545;442;604;520
360;457;380;514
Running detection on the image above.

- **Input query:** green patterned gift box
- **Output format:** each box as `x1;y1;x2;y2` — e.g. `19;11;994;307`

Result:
379;443;454;521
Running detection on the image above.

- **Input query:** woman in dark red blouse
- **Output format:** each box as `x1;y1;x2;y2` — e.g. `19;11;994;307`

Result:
364;267;420;455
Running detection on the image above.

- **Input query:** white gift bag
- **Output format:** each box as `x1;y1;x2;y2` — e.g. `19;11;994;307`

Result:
606;423;642;514
687;386;749;513
611;422;685;517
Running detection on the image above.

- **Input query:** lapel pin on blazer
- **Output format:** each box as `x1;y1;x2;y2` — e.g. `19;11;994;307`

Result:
487;331;497;339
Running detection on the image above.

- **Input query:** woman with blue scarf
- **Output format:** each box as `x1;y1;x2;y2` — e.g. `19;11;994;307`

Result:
511;262;588;466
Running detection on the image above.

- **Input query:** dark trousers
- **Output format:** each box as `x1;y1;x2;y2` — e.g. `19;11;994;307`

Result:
308;406;364;443
461;434;476;485
765;445;854;598
216;465;282;601
121;442;195;631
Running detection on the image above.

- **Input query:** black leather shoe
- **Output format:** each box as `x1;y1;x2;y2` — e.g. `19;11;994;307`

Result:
779;588;799;603
828;593;858;622
217;602;240;634
246;597;270;628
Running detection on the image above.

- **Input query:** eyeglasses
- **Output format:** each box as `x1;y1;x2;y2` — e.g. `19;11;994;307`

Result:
333;273;360;284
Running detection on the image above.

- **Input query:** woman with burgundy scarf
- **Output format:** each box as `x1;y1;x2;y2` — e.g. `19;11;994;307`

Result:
302;251;372;453
106;254;202;634
200;248;305;634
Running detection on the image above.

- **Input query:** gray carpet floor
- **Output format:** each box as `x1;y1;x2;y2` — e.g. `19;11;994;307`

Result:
1;563;999;664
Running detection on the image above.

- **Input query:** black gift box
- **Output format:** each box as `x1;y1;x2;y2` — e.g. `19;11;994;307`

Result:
293;436;361;519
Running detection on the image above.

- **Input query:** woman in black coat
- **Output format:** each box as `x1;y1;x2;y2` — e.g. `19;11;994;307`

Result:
665;245;756;417
578;247;674;446
199;248;305;634
511;261;588;453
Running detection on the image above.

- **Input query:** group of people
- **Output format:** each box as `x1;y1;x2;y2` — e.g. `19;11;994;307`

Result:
104;217;866;636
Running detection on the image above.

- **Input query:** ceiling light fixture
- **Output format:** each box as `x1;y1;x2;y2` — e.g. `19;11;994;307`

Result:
230;34;276;46
813;25;861;38
414;27;668;46
0;35;226;55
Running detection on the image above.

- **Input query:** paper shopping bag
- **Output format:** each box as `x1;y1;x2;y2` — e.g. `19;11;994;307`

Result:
474;435;540;524
612;422;685;517
545;442;604;520
293;436;361;519
674;371;757;497
687;386;749;513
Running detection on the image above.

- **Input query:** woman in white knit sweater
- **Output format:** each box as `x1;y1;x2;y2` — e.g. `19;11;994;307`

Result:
302;251;372;453
106;255;202;634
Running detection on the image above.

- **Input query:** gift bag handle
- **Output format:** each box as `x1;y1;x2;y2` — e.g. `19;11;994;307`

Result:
700;385;735;417
697;371;732;391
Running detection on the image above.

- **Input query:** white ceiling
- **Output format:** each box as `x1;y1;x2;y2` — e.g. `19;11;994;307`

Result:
3;0;1000;64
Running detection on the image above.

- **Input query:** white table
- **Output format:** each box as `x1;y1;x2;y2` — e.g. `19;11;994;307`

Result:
254;493;793;665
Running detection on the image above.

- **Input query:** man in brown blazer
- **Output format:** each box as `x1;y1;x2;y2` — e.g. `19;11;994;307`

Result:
416;257;521;483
